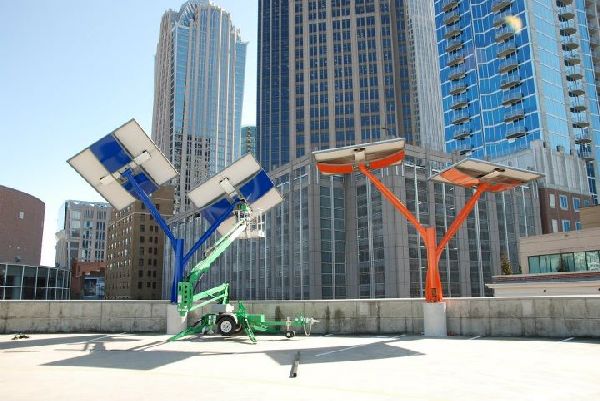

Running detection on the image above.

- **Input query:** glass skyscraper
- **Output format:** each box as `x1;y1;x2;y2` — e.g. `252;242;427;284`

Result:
257;0;445;172
152;0;247;213
434;0;599;203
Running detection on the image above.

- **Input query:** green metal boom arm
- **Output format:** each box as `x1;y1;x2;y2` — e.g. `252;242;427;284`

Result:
177;214;248;316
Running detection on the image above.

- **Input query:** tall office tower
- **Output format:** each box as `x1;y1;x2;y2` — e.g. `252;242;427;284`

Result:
152;0;247;213
105;186;174;300
434;0;599;210
257;0;444;171
54;201;111;269
241;125;257;155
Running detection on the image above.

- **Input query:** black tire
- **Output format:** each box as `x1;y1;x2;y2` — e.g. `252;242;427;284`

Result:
217;315;237;336
285;330;295;338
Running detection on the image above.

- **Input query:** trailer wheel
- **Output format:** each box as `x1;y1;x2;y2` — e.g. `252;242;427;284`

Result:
285;330;295;338
217;315;236;336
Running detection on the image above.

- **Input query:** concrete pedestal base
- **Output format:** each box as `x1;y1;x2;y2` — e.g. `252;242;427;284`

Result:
166;304;187;335
423;302;447;337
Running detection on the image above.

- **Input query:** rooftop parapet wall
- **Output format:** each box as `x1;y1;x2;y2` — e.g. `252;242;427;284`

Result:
1;297;599;337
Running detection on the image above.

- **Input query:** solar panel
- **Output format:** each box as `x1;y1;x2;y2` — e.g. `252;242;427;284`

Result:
67;119;177;210
430;158;543;192
313;138;406;174
187;153;283;237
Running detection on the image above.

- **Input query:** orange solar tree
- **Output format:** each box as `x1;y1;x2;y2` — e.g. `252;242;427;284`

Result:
314;138;542;303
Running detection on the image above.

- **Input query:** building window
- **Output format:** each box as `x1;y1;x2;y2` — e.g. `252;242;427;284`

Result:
575;221;582;231
549;194;555;208
140;225;145;232
18;211;24;219
562;220;571;232
138;282;142;289
551;219;558;233
573;198;580;212
530;251;600;273
559;195;568;210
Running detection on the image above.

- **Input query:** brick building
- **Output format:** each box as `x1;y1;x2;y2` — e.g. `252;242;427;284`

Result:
0;185;45;265
105;186;174;300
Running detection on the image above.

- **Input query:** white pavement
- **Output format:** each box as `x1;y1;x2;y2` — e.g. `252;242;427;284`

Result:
1;333;599;401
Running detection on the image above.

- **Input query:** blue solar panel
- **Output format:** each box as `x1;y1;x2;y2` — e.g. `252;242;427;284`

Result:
122;171;158;199
90;134;132;174
199;169;275;225
201;197;233;225
239;170;274;203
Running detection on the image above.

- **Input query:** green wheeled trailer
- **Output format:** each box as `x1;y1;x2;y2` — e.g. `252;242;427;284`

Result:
168;203;317;343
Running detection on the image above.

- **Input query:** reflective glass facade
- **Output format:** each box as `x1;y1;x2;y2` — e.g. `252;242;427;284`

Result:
434;0;599;202
0;263;71;300
257;0;444;172
152;0;247;212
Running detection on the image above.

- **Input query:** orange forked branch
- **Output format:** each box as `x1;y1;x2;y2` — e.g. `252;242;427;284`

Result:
435;183;490;257
358;163;493;303
358;163;427;239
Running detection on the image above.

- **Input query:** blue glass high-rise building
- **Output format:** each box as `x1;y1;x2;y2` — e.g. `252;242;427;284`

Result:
257;0;445;171
152;0;247;213
434;0;599;204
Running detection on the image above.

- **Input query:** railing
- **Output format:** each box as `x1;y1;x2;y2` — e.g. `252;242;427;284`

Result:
504;107;525;122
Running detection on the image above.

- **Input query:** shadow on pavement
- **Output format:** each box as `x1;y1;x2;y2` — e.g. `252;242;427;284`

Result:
0;334;135;351
42;336;424;370
263;338;424;365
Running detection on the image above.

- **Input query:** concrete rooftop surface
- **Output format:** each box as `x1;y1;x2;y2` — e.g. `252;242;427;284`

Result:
1;333;599;401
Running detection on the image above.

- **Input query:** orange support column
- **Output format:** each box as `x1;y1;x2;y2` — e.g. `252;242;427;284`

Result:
424;227;443;302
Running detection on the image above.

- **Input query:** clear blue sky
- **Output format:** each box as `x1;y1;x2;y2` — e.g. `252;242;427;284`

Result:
0;0;258;266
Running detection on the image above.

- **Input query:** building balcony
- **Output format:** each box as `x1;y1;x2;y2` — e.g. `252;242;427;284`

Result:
500;73;521;89
446;38;463;52
572;117;590;128
560;20;577;36
568;81;585;97
443;9;461;25
497;41;517;58
450;95;469;109
592;49;600;63
561;37;579;51
442;0;459;12
448;65;467;80
564;51;581;66
502;90;523;105
559;0;572;5
504;107;525;122
558;5;575;20
570;102;587;113
495;25;515;42
574;129;592;144
498;57;519;73
590;37;600;48
459;146;474;156
447;51;465;66
506;125;527;139
453;126;472;140
449;82;468;95
444;24;461;39
493;10;511;27
492;0;512;12
452;110;470;124
579;149;594;161
566;65;583;81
